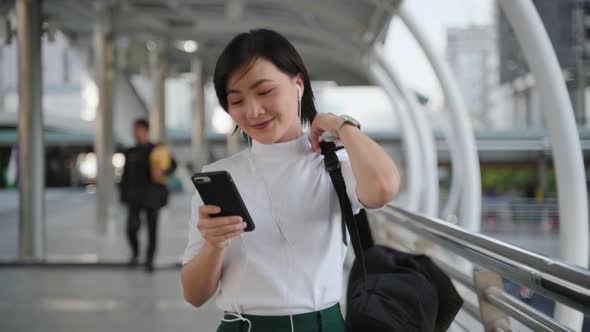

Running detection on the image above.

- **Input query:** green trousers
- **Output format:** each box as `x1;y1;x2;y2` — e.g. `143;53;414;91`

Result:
216;303;347;332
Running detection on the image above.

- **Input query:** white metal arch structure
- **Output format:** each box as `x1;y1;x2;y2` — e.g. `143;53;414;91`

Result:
43;0;397;84
367;62;422;212
439;123;462;220
399;6;482;232
370;45;439;216
499;1;589;330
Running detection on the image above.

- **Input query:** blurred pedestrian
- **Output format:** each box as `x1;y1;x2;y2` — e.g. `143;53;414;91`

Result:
119;118;176;273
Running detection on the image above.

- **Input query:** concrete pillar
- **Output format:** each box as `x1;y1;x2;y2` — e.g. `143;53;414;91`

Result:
191;58;207;171
94;5;116;233
573;1;587;126
150;47;167;143
17;0;45;259
537;154;551;234
0;47;4;112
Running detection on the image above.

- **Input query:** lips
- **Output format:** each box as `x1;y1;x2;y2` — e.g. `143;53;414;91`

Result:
251;118;273;130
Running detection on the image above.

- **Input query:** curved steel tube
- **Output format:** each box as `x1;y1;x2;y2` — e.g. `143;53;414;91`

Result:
370;45;439;216
378;205;590;316
498;1;590;329
399;6;482;232
367;63;422;211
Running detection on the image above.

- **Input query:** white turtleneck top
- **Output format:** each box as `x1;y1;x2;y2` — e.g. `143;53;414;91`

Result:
182;134;367;315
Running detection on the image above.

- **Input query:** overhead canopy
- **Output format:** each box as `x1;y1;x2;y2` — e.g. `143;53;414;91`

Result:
43;0;402;85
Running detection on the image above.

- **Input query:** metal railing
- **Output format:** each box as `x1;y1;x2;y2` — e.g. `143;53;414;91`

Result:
373;204;590;332
480;197;560;233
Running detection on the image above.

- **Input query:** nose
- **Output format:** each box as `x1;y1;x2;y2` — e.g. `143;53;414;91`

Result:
246;99;264;119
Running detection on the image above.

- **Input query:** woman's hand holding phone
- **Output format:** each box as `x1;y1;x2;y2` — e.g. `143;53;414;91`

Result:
197;205;247;250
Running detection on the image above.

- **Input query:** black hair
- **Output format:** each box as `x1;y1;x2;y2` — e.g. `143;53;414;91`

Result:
213;29;317;130
134;118;149;130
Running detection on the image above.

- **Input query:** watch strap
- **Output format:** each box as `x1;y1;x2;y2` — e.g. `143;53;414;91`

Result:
336;118;360;137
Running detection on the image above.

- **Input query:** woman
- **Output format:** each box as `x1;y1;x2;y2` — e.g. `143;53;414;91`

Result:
181;29;400;332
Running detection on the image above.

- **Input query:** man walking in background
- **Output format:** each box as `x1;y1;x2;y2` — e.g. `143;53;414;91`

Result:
119;119;176;273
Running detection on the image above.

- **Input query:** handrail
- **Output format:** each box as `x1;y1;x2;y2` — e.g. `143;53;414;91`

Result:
384;205;590;289
376;204;590;324
430;258;573;331
485;286;573;332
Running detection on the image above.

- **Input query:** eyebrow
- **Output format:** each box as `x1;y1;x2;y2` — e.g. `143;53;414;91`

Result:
227;79;274;95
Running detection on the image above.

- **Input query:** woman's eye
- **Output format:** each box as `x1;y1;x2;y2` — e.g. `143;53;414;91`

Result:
231;100;243;106
259;89;273;96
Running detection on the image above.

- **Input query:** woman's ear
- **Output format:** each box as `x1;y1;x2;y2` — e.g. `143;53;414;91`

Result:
295;73;304;98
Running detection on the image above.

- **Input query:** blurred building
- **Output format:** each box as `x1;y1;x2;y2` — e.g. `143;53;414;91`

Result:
498;1;575;84
446;25;496;128
496;0;589;127
0;32;196;187
0;31;196;132
1;32;85;117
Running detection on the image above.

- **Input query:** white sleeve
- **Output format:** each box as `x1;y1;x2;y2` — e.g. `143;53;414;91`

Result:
335;149;364;214
182;170;207;265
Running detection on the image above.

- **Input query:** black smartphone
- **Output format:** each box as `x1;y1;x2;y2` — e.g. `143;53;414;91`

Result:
191;171;255;232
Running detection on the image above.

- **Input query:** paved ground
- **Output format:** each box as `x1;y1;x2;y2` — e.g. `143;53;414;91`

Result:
0;267;223;332
0;189;225;331
0;189;192;263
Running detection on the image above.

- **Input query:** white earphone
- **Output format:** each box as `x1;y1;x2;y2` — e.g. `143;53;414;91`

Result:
297;85;302;101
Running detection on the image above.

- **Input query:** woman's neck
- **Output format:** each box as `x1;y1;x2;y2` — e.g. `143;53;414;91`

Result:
275;125;304;144
251;131;310;158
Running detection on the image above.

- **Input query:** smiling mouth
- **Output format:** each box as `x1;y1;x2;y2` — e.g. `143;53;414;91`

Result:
251;118;274;130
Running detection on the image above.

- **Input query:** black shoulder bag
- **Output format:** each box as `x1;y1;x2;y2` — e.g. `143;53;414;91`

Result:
320;141;463;332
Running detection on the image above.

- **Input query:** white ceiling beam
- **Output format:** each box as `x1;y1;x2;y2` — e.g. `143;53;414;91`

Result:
235;0;367;35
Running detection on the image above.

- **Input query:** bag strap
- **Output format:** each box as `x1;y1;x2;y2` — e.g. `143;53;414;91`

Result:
320;140;367;282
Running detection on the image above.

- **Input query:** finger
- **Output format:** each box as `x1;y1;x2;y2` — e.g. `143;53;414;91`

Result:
313;132;323;153
199;205;221;216
209;229;244;243
312;139;320;154
206;222;247;237
310;128;320;153
199;215;242;230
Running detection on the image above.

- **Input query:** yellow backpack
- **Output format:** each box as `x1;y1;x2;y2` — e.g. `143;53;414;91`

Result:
149;144;173;185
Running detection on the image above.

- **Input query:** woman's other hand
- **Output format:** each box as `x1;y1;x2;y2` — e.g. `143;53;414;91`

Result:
197;205;246;250
309;112;344;153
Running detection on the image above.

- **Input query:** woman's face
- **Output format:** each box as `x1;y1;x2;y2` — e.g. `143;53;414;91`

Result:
226;57;304;145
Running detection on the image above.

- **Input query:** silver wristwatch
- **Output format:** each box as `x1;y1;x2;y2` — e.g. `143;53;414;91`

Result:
336;115;361;137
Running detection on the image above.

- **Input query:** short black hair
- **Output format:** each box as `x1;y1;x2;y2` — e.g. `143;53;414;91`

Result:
213;29;317;128
134;118;149;130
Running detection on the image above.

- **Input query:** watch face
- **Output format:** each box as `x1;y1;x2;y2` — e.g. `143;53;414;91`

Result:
341;115;360;128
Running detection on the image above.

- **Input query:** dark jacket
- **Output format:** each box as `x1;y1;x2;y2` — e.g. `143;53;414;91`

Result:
119;143;169;209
